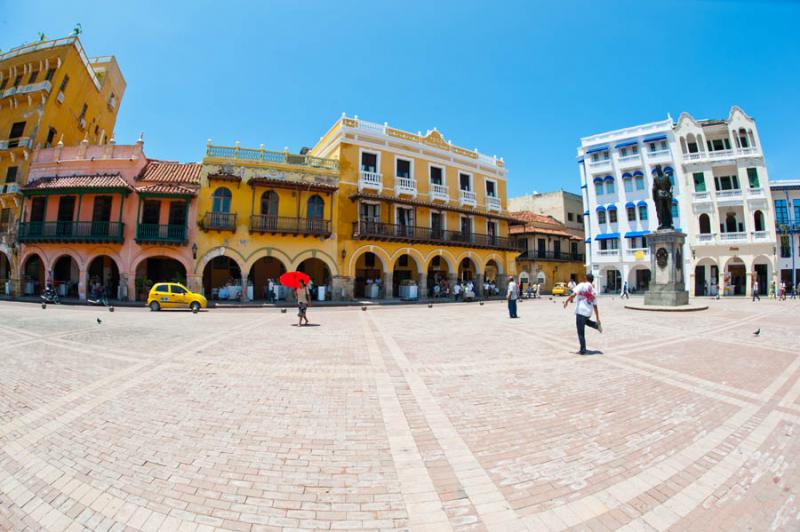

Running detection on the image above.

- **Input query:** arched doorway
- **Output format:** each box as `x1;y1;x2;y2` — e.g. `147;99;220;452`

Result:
485;260;499;285
0;252;11;295
753;210;765;232
135;256;187;301
52;255;80;298
427;255;449;298
458;258;477;283
694;258;718;296
203;256;242;300
628;266;651;292
752;255;770;295
22;254;45;295
392;254;419;300
355;252;383;298
297;257;331;301
724;257;746;296
87;256;120;300
249;257;286;301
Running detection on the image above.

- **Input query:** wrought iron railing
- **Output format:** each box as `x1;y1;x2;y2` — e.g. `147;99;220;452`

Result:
250;215;331;236
136;224;187;243
18;221;123;242
353;221;515;250
201;212;237;231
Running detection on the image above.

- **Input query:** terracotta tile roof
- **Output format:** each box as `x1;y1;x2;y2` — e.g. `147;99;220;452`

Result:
23;173;131;191
135;183;198;196
509;210;580;239
140;160;202;184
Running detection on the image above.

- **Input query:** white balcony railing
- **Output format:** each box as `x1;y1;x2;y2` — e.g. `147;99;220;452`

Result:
708;149;734;160
394;177;416;196
430;183;448;202
459;189;477;206
625;248;650;258
716;189;743;200
358;170;382;192
683;147;760;162
597;249;620;257
0;80;52;100
752;231;770;240
0;137;33;150
719;231;747;241
697;233;716;243
617;154;642;168
692;191;711;202
737;147;759;156
747;187;765;197
589;158;612;169
486;196;501;212
646;149;671;160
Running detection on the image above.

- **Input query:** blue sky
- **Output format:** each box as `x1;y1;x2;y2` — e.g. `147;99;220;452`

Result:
4;1;799;195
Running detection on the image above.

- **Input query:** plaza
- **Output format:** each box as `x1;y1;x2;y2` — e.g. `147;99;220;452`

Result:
0;297;798;531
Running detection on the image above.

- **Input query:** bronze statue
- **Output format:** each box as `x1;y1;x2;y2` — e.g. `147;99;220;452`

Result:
652;165;674;230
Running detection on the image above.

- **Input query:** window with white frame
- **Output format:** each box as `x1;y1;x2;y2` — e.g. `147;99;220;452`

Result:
360;151;378;172
459;172;472;191
485;179;497;197
395;158;411;178
430;165;444;186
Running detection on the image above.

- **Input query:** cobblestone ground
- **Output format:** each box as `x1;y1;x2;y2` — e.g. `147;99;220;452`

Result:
0;296;798;531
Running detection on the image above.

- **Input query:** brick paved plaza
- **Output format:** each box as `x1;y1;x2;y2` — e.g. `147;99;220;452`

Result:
0;297;798;531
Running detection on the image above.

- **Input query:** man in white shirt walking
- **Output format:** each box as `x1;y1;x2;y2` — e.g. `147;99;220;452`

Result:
563;273;602;355
506;276;519;318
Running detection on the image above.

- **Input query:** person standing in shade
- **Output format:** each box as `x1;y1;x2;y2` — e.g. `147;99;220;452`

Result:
563;273;602;355
506;276;519;318
752;279;760;302
295;279;310;326
267;278;275;303
621;281;630;299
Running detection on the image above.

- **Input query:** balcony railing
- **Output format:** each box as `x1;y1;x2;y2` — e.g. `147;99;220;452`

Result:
394;177;416;196
527;250;585;261
206;145;339;170
250;215;331;236
430;183;449;201
588;158;612;169
353;221;515;250
0;80;52;100
0;137;33;150
617;154;642;168
358;170;382;192
716;189;743;202
625;248;650;258
737;147;759;156
646;149;671;159
752;230;770;240
136;224;187;244
692;191;711;202
18;221;124;243
719;231;747;241
201;212;237;231
486;196;501;212
697;233;716;243
459;189;477;206
597;249;620;257
747;187;765;197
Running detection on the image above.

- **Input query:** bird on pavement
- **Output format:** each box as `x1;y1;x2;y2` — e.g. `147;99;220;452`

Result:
109;306;114;312
96;318;102;324
41;303;46;309
361;305;367;311
479;301;484;306
753;328;760;336
428;302;433;308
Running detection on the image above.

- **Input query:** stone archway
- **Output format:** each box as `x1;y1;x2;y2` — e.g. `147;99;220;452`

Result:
392;253;420;299
52;254;80;298
297;257;331;301
134;255;188;301
248;256;287;301
426;254;451;298
203;255;243;300
87;255;121;301
723;256;747;296
0;251;12;296
627;265;651;292
693;258;718;296
354;251;384;299
22;254;46;296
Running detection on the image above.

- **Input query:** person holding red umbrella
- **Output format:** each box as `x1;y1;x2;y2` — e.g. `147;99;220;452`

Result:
280;271;311;326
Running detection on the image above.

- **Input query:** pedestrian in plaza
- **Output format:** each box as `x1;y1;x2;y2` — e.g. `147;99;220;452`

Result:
752;279;760;302
568;279;576;296
267;278;275;303
295;279;310;326
563;273;602;355
769;280;776;299
621;281;630;299
506;276;519;318
780;281;787;301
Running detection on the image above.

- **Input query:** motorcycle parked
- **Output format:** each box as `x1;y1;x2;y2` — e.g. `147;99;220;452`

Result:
41;284;60;304
87;285;109;306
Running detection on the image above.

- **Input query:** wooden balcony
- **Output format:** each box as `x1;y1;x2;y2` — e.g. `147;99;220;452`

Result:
136;224;188;244
18;221;124;243
249;215;331;237
353;221;515;251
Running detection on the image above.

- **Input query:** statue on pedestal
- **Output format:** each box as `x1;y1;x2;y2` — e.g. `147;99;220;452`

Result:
651;165;674;230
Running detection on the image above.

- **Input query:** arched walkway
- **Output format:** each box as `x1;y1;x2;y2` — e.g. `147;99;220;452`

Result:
354;251;384;299
22;254;45;296
693;258;718;296
627;265;651;292
392;253;420;300
426;254;450;298
751;255;771;296
52;255;80;298
723;256;747;296
457;257;478;283
249;257;287;301
135;256;188;301
203;256;242;300
298;257;332;301
87;255;120;301
0;252;12;295
485;259;500;284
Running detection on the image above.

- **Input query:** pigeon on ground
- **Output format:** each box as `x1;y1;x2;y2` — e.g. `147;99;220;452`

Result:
361;305;367;311
96;318;102;324
41;303;46;309
479;301;484;306
428;302;433;308
753;329;760;337
280;308;287;314
109;306;114;312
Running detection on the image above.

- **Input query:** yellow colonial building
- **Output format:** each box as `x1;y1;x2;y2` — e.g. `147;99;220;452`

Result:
309;115;518;300
194;142;340;301
0;34;125;293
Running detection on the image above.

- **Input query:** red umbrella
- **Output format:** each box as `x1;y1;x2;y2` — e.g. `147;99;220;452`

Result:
279;271;311;289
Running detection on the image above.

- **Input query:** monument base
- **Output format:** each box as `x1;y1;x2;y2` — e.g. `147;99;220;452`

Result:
643;229;690;308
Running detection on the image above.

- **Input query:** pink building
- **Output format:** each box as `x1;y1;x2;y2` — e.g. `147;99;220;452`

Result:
18;137;200;301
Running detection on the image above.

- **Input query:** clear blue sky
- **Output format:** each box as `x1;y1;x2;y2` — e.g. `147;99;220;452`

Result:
4;1;799;196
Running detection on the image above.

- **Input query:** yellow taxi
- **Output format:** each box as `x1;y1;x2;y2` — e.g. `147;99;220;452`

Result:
147;283;207;311
551;282;569;296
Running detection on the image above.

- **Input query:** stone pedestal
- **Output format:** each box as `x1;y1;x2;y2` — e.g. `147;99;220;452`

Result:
644;230;689;306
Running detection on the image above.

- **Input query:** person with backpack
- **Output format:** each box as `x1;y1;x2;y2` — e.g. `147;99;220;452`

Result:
563;273;603;355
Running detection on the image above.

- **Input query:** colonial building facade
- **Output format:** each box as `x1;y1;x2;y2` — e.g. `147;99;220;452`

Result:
0;35;125;291
578;106;777;296
771;179;800;292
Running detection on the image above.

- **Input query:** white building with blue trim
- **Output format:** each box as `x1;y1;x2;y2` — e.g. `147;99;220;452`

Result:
771;179;800;292
578;106;777;296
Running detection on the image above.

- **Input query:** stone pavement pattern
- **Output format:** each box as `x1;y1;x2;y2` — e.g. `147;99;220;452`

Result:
0;297;798;531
